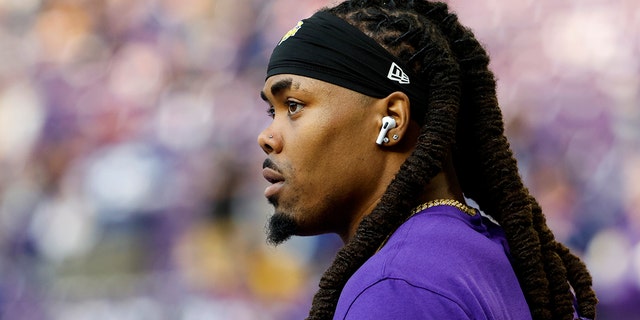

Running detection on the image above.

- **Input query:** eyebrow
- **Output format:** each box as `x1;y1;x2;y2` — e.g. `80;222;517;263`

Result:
259;78;294;102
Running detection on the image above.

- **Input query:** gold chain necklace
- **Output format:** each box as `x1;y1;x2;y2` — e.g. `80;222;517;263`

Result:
410;198;477;217
376;199;477;252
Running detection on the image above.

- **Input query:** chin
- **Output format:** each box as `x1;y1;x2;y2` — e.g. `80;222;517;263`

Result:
266;211;299;246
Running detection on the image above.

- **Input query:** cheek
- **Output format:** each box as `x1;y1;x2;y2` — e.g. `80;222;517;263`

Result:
311;111;374;150
285;106;376;186
282;133;336;200
293;128;373;192
324;125;376;162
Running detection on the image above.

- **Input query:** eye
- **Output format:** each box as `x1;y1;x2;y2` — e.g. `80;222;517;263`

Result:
287;100;304;116
266;106;275;118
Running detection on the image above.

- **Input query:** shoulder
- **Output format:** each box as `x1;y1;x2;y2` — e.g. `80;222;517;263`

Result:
335;207;532;320
334;210;484;318
378;208;510;279
333;277;471;320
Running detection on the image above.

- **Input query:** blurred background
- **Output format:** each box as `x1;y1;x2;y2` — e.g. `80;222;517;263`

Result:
0;0;637;319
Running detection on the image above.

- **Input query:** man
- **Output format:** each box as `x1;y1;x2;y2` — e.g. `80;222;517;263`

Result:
257;1;597;319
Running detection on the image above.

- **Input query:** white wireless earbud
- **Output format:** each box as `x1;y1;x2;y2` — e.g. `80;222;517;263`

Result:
375;116;397;145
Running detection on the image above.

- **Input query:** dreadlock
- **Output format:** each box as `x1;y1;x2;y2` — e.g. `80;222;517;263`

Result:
306;1;598;319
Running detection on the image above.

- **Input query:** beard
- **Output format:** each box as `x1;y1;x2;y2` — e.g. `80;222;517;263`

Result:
266;211;299;246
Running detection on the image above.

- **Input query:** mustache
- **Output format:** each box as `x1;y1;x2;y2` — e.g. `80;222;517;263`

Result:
262;158;281;172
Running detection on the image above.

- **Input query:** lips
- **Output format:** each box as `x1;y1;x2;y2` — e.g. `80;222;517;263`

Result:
262;167;285;198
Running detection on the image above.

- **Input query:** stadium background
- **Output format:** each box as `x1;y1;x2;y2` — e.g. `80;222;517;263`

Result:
0;0;638;319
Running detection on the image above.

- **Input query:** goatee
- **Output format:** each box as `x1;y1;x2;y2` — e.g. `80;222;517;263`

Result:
266;212;298;246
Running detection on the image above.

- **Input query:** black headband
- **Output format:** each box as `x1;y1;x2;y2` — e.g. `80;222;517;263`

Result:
266;11;428;119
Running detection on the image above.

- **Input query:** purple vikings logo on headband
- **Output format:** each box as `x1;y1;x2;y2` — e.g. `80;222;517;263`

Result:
278;21;303;45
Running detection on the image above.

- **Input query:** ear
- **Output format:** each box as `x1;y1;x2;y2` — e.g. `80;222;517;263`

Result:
375;91;411;147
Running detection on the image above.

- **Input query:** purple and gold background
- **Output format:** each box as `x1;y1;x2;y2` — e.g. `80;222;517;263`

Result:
0;0;637;319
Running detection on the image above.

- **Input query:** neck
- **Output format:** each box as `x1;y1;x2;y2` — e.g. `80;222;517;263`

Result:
417;169;466;206
340;159;464;244
423;150;465;202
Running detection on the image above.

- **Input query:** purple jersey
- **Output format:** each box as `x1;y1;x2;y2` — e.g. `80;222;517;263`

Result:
334;205;533;319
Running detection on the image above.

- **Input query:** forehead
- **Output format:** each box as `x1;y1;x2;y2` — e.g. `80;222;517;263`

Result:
261;74;377;112
262;74;379;104
263;74;331;95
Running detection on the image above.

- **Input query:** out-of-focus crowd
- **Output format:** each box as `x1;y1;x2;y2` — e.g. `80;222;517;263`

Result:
0;0;637;319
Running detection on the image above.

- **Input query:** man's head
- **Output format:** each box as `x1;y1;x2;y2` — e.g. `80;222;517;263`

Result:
258;74;417;244
258;6;461;246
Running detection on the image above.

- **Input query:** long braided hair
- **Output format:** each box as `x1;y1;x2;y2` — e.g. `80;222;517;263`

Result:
306;1;598;319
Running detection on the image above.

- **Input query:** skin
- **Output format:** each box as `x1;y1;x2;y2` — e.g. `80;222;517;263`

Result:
258;74;463;243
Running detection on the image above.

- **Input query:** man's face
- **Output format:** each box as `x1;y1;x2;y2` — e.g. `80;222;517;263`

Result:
258;74;388;244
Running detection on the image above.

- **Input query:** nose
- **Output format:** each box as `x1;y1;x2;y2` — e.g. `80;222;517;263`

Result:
257;127;281;154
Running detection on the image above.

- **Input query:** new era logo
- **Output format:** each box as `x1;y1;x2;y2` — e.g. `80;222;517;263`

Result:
387;62;410;84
